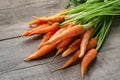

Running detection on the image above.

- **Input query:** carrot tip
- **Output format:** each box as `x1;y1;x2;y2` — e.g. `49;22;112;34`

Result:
42;42;51;46
21;32;29;37
24;57;31;61
79;51;84;58
81;73;84;80
51;67;62;73
37;46;41;50
50;55;57;62
37;44;44;49
79;55;82;58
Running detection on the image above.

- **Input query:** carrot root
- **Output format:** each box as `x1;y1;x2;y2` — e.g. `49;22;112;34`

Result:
79;28;94;58
51;47;67;62
81;49;97;79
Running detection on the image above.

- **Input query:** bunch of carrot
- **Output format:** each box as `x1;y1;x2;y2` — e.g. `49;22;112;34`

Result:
22;0;120;79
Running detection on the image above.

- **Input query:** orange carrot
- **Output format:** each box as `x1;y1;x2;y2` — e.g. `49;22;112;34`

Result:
54;38;97;71
79;28;94;58
50;22;73;40
62;38;81;57
81;49;97;79
32;16;47;19
52;49;80;72
28;17;47;25
24;42;57;61
56;37;73;49
44;24;85;45
29;24;39;28
29;16;47;28
28;22;59;36
22;24;50;36
49;24;78;51
51;47;67;62
51;27;66;39
29;15;64;25
48;15;64;23
38;31;55;49
39;27;67;48
86;38;97;50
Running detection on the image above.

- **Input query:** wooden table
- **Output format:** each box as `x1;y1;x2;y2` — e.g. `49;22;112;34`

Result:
0;0;120;80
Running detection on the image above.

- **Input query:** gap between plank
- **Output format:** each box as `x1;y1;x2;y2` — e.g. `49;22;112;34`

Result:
0;36;21;41
1;59;66;74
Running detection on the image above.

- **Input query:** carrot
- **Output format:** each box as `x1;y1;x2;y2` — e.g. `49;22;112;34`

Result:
29;16;47;28
56;9;67;15
50;22;73;39
53;38;97;71
51;47;67;62
28;17;47;25
62;38;81;57
51;27;67;39
44;24;85;45
24;42;57;61
56;37;73;49
41;22;73;43
79;28;94;58
32;16;47;19
29;24;39;28
29;15;64;26
22;24;50;37
38;31;55;49
39;27;67;48
47;15;65;23
44;23;72;44
86;38;97;50
28;22;59;36
81;49;97;79
52;49;80;72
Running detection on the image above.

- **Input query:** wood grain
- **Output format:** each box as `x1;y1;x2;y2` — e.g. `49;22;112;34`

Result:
0;0;67;40
0;0;120;80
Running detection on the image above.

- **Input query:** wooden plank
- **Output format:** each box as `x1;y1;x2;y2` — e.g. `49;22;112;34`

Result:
0;23;27;40
11;0;67;22
0;0;67;40
0;0;64;10
0;0;11;10
0;10;18;25
0;62;81;80
0;0;120;80
0;37;68;73
0;47;120;80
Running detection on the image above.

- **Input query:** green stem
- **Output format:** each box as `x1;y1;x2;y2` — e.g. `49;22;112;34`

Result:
96;16;113;51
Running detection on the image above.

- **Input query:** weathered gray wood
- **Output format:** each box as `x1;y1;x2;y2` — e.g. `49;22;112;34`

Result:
0;30;120;80
0;37;68;73
0;0;65;10
0;61;81;80
0;0;67;40
0;0;120;80
0;47;120;80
